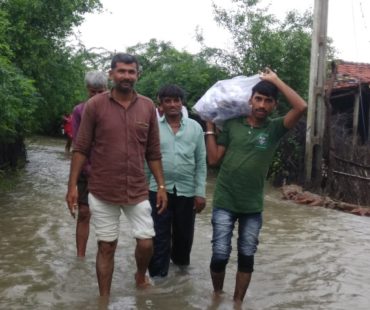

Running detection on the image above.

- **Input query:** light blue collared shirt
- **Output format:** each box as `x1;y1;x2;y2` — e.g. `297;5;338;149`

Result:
149;115;207;197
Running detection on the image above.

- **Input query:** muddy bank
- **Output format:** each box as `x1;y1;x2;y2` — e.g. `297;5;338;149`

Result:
282;184;370;216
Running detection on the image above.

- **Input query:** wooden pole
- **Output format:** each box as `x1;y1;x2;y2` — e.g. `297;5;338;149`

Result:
304;0;329;188
352;91;360;158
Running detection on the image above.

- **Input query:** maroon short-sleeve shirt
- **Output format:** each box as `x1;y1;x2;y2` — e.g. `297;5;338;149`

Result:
73;90;161;205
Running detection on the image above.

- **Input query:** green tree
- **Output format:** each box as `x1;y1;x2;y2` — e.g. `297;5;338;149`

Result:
1;0;102;134
0;0;103;171
200;0;312;102
0;57;40;143
0;7;39;142
127;39;229;107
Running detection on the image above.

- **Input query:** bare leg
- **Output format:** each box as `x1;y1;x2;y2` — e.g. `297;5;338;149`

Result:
211;270;225;297
65;137;72;153
135;238;153;288
96;240;117;296
76;203;91;257
233;271;252;304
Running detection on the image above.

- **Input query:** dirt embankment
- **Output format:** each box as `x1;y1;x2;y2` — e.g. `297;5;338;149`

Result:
281;184;370;216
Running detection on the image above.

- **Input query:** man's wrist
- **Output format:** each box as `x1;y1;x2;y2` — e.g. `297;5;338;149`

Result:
204;131;215;136
158;185;165;190
68;181;77;189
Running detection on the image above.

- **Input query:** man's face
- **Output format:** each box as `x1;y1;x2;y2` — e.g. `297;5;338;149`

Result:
250;92;276;120
109;62;138;93
87;86;106;98
160;97;182;117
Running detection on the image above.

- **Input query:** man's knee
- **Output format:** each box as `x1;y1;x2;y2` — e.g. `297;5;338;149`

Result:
210;258;229;273
238;254;254;273
97;240;117;256
136;238;153;252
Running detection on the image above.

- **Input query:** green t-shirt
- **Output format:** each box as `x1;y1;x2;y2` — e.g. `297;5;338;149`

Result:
213;116;288;213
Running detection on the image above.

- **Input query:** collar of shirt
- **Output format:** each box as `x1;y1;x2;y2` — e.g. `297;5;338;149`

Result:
159;114;185;127
242;116;271;128
108;88;138;107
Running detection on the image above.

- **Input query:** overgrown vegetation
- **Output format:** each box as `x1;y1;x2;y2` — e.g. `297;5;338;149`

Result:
1;0;315;185
0;0;102;168
128;39;229;107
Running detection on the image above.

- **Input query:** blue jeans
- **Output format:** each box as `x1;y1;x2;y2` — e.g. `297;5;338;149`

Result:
211;207;262;267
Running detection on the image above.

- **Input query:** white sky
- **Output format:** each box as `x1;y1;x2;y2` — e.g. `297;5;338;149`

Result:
73;0;370;63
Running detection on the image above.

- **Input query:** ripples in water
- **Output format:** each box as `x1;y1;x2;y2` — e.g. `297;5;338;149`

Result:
0;136;369;309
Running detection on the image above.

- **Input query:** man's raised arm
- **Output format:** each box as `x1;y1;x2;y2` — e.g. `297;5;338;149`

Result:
260;68;307;129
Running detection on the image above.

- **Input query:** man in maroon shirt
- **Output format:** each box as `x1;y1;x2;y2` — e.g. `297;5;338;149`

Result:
66;53;167;296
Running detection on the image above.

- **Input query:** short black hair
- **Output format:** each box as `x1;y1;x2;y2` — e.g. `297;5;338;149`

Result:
111;53;139;70
157;84;185;103
252;80;278;100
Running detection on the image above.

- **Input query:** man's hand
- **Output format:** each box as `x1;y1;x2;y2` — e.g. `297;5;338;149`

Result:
194;196;206;213
259;67;307;129
156;188;168;214
66;186;78;218
259;67;279;83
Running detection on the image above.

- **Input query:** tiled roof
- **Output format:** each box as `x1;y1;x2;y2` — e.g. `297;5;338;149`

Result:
332;60;370;90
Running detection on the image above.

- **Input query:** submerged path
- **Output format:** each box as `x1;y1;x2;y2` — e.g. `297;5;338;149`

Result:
0;136;370;309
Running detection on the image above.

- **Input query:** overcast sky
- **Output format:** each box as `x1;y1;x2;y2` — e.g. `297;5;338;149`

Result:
73;0;370;63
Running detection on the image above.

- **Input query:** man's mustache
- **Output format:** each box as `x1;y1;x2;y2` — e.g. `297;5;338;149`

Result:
120;80;133;84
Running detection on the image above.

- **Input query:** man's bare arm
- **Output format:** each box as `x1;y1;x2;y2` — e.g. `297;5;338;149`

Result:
147;159;167;214
205;122;226;166
65;152;87;217
261;68;307;129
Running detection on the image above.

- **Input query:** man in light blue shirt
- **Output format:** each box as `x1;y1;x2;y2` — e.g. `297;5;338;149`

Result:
148;84;207;277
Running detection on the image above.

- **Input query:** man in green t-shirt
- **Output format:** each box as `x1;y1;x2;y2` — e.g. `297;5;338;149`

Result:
205;68;307;305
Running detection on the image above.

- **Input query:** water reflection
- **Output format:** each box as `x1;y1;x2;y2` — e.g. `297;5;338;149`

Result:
0;136;369;309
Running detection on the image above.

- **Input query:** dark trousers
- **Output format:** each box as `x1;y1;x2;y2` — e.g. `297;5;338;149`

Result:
148;189;195;277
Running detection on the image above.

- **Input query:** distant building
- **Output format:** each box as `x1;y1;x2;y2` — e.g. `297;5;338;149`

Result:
329;60;370;143
326;60;370;206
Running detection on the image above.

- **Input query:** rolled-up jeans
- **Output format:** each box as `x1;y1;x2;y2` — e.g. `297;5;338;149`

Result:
211;207;262;271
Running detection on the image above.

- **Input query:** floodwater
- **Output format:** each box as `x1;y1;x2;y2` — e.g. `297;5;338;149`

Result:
0;136;370;310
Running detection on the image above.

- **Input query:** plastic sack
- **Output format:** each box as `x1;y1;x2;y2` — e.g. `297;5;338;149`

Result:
193;74;261;128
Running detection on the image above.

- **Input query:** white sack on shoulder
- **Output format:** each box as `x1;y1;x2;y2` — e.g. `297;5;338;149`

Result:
193;74;261;128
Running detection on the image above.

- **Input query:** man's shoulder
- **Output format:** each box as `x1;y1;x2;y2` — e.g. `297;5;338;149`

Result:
84;92;110;109
185;117;204;133
223;116;243;128
72;101;85;114
137;94;155;105
227;116;243;123
266;116;289;139
267;116;285;127
136;94;156;114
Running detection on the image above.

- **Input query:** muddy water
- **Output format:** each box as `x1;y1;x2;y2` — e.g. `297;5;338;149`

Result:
0;136;369;310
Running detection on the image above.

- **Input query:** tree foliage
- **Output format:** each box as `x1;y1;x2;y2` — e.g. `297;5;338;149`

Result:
0;0;102;135
201;0;312;103
0;0;103;172
0;56;39;142
128;39;229;107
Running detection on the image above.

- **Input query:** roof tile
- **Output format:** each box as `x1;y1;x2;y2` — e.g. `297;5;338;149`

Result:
333;60;370;90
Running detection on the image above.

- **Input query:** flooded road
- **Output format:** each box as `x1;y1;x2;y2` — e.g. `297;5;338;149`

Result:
1;136;370;310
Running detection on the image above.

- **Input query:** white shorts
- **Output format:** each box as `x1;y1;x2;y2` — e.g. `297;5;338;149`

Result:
88;193;155;242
